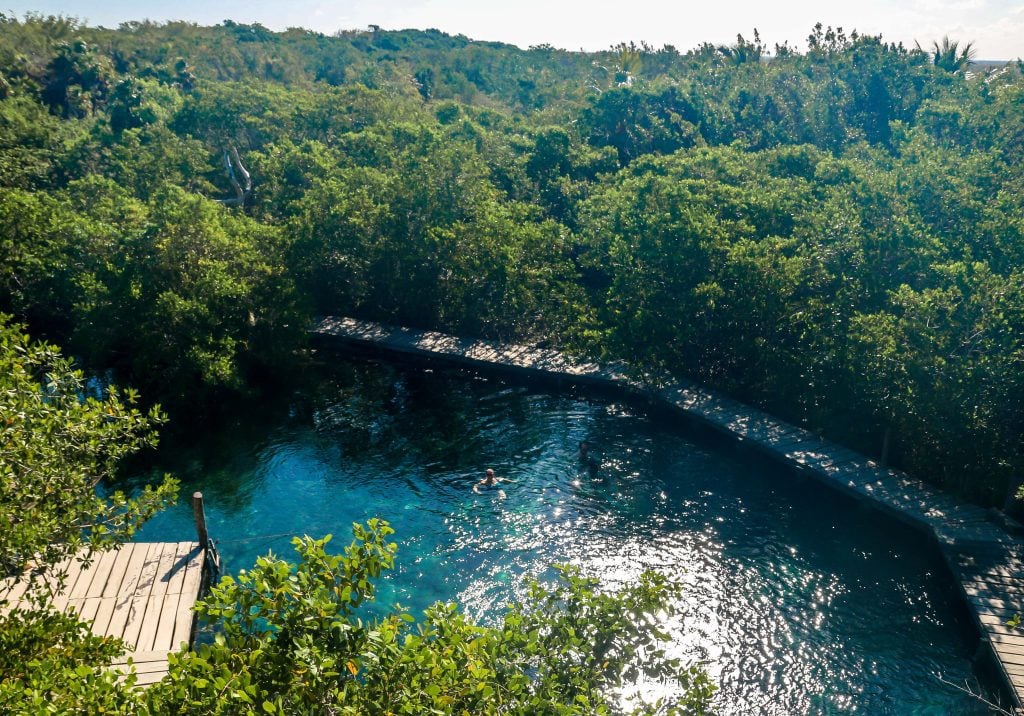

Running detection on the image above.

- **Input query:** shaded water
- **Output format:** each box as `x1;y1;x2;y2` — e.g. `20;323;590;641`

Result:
131;355;992;714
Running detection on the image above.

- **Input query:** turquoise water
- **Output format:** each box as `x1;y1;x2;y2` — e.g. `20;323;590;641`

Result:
130;355;992;714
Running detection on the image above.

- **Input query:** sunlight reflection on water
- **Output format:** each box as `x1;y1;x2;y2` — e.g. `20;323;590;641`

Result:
132;357;991;714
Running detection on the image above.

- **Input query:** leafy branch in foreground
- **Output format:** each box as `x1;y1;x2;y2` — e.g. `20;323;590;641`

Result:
148;520;714;715
0;316;178;599
0;318;177;714
0;606;139;715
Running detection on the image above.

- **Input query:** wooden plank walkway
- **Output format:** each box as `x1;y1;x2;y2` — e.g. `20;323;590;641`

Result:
314;316;1024;711
1;542;205;687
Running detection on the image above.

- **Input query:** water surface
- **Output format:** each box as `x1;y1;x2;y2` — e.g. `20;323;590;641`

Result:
131;355;991;714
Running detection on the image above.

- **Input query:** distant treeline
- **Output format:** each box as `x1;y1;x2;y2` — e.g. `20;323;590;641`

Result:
1;14;1022;503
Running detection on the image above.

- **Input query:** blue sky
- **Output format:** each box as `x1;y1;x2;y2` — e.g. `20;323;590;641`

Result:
5;0;1022;58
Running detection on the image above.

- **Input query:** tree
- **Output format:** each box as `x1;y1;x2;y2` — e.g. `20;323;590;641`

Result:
0;317;177;583
0;319;176;714
41;40;111;118
925;36;976;74
108;75;148;133
414;67;434;100
71;185;302;407
581;85;705;165
147;522;715;715
717;30;764;66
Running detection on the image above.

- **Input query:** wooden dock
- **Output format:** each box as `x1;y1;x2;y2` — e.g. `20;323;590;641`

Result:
1;541;206;686
314;316;1024;710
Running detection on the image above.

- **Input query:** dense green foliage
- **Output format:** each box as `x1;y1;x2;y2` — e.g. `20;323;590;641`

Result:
0;318;176;714
0;317;177;581
2;12;1023;713
0;606;140;714
0;14;1021;507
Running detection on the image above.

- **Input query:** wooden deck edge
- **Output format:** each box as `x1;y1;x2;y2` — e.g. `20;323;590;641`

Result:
313;315;1024;708
2;541;208;692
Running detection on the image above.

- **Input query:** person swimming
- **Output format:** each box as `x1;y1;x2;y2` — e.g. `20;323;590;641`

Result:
579;441;599;477
473;468;513;498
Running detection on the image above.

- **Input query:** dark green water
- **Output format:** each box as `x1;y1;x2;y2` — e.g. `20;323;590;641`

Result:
131;354;992;714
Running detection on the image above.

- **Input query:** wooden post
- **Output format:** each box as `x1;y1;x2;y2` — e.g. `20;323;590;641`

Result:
192;492;208;548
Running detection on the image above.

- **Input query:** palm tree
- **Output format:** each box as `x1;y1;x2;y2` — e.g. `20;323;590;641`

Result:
718;30;764;66
920;36;976;73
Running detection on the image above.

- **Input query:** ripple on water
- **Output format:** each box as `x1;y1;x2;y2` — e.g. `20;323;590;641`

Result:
132;359;993;715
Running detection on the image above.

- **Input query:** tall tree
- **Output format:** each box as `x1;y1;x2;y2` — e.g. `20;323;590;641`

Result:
925;36;976;73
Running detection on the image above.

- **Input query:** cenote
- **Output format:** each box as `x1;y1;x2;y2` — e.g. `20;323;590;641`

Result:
129;352;993;714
